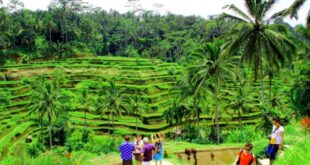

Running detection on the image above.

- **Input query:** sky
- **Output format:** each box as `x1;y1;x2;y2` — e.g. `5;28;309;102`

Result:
3;0;310;26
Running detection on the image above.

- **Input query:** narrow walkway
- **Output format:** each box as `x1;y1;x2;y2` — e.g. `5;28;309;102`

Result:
152;160;173;165
259;159;269;165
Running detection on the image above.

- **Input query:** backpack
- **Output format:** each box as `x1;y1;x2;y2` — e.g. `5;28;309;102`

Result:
236;150;255;165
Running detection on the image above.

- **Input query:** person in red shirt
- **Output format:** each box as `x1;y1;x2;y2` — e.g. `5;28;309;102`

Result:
234;142;257;165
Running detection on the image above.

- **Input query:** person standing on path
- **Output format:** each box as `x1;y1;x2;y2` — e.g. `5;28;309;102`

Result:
119;135;135;165
133;134;144;165
152;134;164;165
266;117;284;165
141;137;155;165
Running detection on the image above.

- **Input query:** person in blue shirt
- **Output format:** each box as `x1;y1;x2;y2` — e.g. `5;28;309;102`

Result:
119;135;135;165
152;133;164;165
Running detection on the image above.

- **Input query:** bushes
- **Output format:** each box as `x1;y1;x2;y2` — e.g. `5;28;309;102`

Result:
251;139;268;159
84;137;121;154
27;141;45;158
225;125;262;143
274;137;310;165
65;128;121;155
65;128;89;151
224;125;267;158
182;122;214;144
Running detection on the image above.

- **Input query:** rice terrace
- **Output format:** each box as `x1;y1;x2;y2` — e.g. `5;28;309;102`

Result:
0;0;309;165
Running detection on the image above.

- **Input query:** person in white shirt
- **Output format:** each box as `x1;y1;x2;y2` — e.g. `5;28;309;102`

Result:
266;117;284;165
133;134;144;165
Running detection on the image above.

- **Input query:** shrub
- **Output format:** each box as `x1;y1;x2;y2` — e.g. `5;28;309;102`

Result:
182;122;213;144
225;125;262;143
84;136;122;154
4;59;16;65
19;53;30;64
124;45;139;58
27;141;45;158
27;152;71;165
251;139;268;159
274;138;310;165
167;68;176;75
53;146;68;156
65;128;87;151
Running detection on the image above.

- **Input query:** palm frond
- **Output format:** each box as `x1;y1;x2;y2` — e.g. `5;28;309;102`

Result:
271;0;307;20
228;24;253;54
307;9;310;29
223;4;253;23
245;0;256;18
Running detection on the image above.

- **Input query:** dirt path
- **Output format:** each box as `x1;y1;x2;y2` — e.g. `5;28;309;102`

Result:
259;159;270;165
150;160;173;165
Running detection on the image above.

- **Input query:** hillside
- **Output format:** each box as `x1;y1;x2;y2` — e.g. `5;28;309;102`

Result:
0;56;266;159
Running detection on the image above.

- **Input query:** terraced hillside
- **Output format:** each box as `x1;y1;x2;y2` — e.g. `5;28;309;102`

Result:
0;56;264;159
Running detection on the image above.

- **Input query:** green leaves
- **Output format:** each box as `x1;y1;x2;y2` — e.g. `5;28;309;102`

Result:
224;1;297;83
223;4;253;23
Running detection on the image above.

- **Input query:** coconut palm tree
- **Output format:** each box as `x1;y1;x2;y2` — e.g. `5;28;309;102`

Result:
225;73;259;141
104;82;129;136
173;73;205;127
129;91;144;131
264;64;279;102
29;79;62;148
164;104;176;138
272;0;309;28
96;89;111;134
53;68;66;88
78;87;92;132
222;0;296;104
164;100;191;138
191;39;238;144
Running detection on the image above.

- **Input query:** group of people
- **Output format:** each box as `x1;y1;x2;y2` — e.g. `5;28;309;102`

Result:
119;117;284;165
235;117;284;165
119;133;165;165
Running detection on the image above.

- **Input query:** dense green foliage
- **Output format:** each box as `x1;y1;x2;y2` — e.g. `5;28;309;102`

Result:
0;0;233;63
0;0;309;164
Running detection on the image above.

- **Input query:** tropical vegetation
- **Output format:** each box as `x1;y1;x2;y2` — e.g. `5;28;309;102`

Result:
0;0;309;164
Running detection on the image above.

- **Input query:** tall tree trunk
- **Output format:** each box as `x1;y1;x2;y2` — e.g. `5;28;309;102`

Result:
215;81;220;144
108;113;110;134
64;16;68;43
84;108;87;131
49;23;52;45
194;96;200;137
49;125;53;148
112;115;115;137
136;108;138;131
40;119;44;145
269;75;272;103
259;50;265;104
238;107;241;143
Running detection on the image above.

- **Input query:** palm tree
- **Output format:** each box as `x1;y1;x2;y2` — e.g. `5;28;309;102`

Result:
264;64;279;102
174;73;205;127
191;39;237;144
96;89;111;134
0;89;10;111
272;0;309;28
164;100;190;138
53;68;66;88
129;91;144;131
104;82;128;136
78;87;92;132
222;0;296;104
225;73;259;141
164;104;176;138
29;79;62;148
